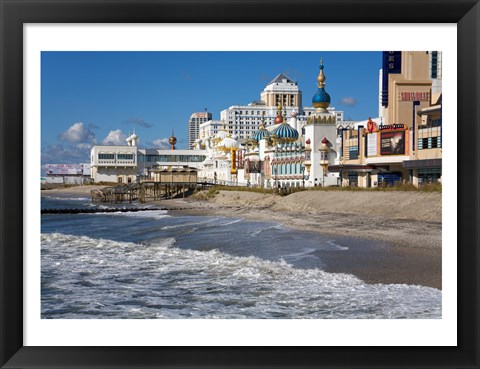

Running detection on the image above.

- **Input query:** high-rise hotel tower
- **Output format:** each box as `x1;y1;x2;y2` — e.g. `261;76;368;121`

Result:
187;111;212;149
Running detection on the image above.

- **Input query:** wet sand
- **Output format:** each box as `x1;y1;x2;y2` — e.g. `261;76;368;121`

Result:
161;199;442;290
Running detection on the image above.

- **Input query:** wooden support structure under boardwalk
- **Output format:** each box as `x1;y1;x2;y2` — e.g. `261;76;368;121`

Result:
90;167;205;203
91;183;139;203
140;167;199;202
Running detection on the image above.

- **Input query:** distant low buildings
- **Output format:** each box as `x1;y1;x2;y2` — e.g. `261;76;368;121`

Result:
42;163;91;185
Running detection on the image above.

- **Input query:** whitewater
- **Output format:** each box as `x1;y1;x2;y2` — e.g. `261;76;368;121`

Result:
41;194;441;319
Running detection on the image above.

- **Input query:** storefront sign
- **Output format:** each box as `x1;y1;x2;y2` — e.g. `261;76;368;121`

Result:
381;51;402;107
46;163;83;175
367;133;378;156
366;118;378;133
380;131;405;155
384;51;402;73
399;92;430;101
379;123;404;131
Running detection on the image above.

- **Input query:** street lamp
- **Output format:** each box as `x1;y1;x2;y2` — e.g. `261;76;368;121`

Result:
301;163;305;188
274;165;278;191
273;144;278;190
339;160;344;187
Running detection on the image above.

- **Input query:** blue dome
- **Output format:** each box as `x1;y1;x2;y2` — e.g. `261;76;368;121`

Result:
312;88;331;107
272;123;299;141
253;127;270;142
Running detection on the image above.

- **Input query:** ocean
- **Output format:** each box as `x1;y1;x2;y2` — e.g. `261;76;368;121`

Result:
41;193;442;319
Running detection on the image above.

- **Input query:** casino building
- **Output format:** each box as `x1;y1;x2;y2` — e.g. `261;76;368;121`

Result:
329;51;442;187
190;59;340;188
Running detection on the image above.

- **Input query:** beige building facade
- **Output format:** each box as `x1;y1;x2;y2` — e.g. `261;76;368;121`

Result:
331;51;442;187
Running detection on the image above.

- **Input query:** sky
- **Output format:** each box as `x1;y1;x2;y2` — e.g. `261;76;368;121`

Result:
41;51;382;164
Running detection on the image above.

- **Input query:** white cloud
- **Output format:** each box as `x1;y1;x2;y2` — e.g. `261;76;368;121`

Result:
102;130;127;145
339;97;358;106
75;142;93;150
152;137;170;149
58;122;96;144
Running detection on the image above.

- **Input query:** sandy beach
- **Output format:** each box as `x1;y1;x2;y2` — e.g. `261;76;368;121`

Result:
42;185;442;289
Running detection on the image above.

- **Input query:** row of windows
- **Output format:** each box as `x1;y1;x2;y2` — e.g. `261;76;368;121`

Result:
117;154;134;160
272;163;305;176
98;153;115;160
418;136;441;149
98;153;135;160
431;51;441;79
418;168;441;184
141;155;206;163
349;147;359;160
231;111;264;115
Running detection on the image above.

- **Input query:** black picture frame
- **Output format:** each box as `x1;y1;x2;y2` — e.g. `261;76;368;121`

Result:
1;0;479;368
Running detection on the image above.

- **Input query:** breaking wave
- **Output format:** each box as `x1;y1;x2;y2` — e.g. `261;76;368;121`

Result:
41;233;442;319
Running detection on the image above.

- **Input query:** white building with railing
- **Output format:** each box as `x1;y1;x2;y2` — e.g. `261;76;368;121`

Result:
90;137;207;184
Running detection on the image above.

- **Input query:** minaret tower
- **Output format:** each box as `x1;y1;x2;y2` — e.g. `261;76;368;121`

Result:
130;129;138;147
304;58;338;187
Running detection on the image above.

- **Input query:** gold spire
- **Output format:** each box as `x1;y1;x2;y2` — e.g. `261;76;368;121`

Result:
317;58;326;88
274;103;284;124
169;129;177;150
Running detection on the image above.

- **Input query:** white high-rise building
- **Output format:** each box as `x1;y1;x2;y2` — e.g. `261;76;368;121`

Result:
199;120;224;142
187;111;212;149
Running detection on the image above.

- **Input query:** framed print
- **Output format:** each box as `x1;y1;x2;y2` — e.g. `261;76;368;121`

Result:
1;0;479;368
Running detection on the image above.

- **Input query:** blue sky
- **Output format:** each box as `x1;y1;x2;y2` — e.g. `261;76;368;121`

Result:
41;51;382;164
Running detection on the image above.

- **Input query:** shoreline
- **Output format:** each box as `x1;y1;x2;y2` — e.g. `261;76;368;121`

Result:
42;185;442;290
160;198;442;290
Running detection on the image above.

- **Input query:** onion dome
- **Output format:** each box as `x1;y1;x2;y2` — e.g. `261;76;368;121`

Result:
306;138;311;145
274;104;284;124
253;126;270;142
319;136;329;152
220;134;239;150
253;112;270;142
216;130;228;141
215;122;229;141
312;59;331;110
126;135;132;145
272;121;299;142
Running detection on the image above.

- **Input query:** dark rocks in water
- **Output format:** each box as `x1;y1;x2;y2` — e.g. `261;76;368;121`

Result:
41;208;166;215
